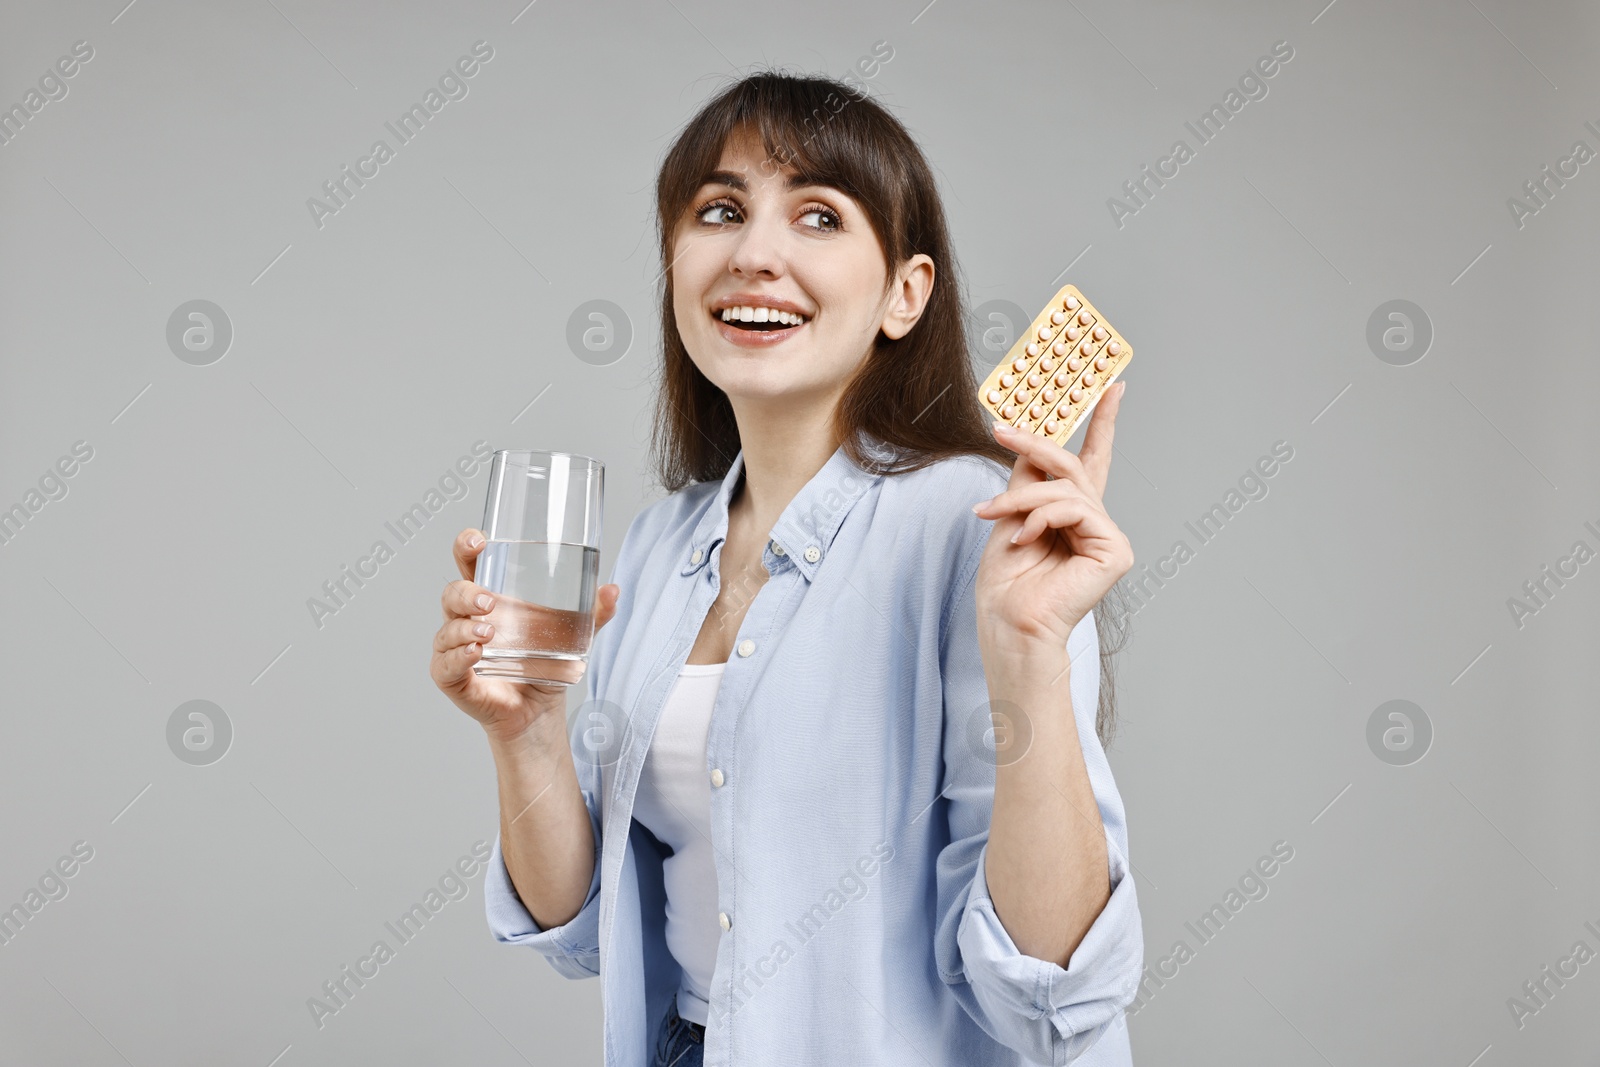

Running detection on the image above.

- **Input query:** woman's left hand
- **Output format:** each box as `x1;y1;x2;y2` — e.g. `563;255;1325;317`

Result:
972;381;1135;650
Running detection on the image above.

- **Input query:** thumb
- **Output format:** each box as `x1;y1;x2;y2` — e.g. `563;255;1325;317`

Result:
592;584;621;632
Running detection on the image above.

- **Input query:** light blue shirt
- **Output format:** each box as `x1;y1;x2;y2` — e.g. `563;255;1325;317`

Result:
484;435;1144;1065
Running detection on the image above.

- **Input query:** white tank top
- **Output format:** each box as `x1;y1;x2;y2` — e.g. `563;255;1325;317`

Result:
631;660;726;1026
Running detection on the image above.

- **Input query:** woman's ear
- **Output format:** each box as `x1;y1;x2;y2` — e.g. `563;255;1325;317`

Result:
879;254;936;340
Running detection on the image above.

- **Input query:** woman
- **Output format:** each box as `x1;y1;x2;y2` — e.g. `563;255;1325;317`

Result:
431;71;1143;1066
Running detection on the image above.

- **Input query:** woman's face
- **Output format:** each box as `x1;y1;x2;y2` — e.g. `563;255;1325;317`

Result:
670;128;932;411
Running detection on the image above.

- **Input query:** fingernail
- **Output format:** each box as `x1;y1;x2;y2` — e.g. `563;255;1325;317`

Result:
475;593;493;611
473;622;492;637
972;497;993;513
992;421;1014;435
1009;529;1023;544
468;533;485;549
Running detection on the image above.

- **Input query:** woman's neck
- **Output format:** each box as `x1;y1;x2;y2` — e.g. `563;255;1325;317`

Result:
726;396;842;536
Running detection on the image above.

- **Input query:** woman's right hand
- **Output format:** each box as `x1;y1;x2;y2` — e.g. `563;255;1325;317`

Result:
431;528;620;746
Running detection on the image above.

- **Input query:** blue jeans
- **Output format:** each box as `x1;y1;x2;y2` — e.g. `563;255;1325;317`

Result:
653;1001;705;1067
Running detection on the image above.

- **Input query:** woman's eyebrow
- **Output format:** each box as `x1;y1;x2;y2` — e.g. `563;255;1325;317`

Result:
699;168;830;193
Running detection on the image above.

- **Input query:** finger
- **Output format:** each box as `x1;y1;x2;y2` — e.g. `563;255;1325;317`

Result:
454;528;487;583
593;584;620;632
1011;496;1124;548
1077;380;1126;497
430;634;483;690
976;479;1104;520
992;421;1090;489
990;424;1048;494
981;443;1100;507
434;616;494;655
441;578;496;620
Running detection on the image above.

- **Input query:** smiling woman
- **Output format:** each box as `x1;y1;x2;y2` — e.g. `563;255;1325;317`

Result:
434;69;1143;1067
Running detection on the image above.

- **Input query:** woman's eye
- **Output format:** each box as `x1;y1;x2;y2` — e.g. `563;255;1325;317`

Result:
799;207;840;232
697;201;741;225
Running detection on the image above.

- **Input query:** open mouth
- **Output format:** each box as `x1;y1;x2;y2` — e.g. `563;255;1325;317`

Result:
714;305;810;332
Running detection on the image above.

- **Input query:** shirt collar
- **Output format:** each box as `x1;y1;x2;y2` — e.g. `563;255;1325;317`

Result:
679;435;887;583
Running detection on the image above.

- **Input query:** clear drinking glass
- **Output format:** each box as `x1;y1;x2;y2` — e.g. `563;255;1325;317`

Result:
472;450;604;687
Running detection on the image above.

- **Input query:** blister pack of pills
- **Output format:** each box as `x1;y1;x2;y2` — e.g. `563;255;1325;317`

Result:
977;284;1133;445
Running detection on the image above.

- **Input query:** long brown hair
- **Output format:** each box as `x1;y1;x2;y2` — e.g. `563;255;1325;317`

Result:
646;70;1128;746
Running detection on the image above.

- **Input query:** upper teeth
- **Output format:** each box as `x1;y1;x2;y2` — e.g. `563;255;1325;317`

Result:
720;306;805;325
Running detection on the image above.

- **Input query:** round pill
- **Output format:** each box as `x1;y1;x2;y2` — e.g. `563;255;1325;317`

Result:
1082;372;1096;387
1002;404;1017;419
1030;402;1045;419
1044;418;1060;434
1107;341;1121;355
1027;372;1043;387
986;389;1003;404
1094;356;1109;372
1013;357;1029;372
1066;327;1082;342
1052;341;1069;357
1093;326;1107;341
1069;387;1084;403
1067;357;1083;372
1040;357;1056;371
1042;387;1058;403
1065;296;1080;310
1036;326;1052;341
1053;371;1072;388
1000;373;1016;388
1079;340;1094;356
1015;388;1032;403
1050;310;1066;325
1078;311;1092;326
1026;343;1041;357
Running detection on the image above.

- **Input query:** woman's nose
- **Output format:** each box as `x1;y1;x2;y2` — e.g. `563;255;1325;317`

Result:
726;214;785;278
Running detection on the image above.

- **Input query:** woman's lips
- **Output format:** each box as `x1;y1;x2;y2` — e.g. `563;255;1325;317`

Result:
713;314;807;347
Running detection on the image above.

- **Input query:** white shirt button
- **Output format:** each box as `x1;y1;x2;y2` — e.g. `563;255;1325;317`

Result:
770;540;785;556
718;911;731;931
691;548;704;565
803;545;821;563
710;768;725;787
736;639;755;657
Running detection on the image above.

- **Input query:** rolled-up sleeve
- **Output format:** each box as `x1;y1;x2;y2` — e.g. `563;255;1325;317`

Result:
482;764;604;979
934;534;1144;1065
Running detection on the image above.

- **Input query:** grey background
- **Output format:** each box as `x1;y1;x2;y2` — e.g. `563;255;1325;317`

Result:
2;0;1596;1063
